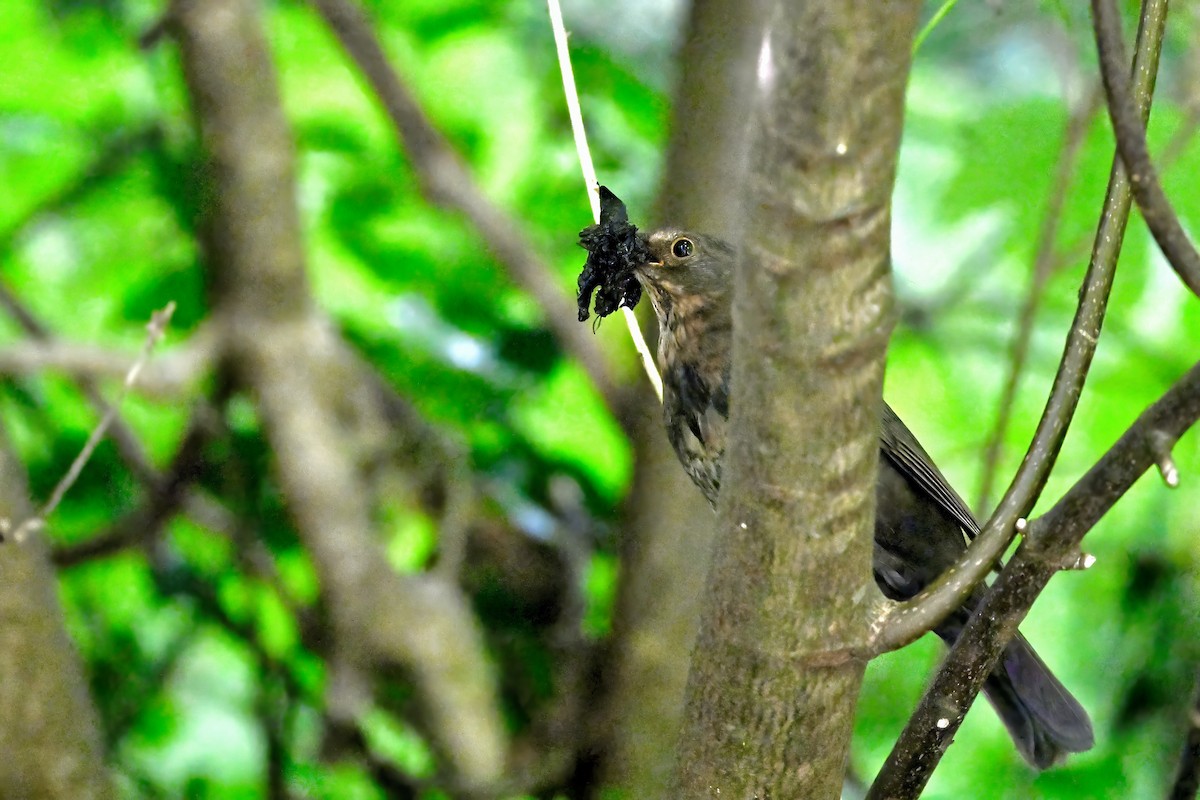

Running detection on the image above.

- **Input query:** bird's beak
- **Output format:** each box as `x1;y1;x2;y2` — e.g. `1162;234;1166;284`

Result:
633;260;662;284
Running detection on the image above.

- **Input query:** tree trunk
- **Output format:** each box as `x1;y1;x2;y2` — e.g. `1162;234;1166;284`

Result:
672;2;921;796
0;427;112;800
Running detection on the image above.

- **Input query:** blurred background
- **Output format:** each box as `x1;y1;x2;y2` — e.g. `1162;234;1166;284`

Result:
1;0;1198;798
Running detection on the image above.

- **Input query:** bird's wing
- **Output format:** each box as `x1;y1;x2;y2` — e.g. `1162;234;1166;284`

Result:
879;402;981;539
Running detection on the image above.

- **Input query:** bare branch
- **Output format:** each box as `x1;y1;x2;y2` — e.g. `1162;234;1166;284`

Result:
873;354;1200;799
869;2;1170;793
0;335;211;398
857;515;1019;657
307;0;619;403
169;0;508;790
52;404;216;567
871;92;1107;659
2;303;176;544
1092;0;1200;297
0;282;184;490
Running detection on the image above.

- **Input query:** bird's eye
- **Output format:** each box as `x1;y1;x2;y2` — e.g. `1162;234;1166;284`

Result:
671;238;694;259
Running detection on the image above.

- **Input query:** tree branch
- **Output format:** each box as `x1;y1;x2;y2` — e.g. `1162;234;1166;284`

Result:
856;515;1017;658
51;403;216;567
0;282;174;489
0;284;233;545
859;83;1129;665
872;355;1200;800
169;0;507;791
3;303;176;543
869;3;1170;793
306;0;618;403
1092;0;1200;297
0;336;211;398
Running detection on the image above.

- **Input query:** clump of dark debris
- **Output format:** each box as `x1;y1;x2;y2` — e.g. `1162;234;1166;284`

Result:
576;186;649;322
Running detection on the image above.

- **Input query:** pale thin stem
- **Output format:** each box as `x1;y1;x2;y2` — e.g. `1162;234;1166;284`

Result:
546;0;663;403
3;302;176;542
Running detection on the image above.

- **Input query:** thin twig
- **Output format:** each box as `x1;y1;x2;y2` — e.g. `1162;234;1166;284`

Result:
885;353;1200;799
856;515;1019;657
0;281;171;488
546;0;663;402
1092;0;1200;296
861;86;1107;661
977;87;1102;512
868;0;1170;794
52;402;215;567
2;302;176;543
873;358;1200;799
912;0;960;54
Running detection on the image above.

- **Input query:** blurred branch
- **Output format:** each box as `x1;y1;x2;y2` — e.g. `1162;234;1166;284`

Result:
0;334;212;398
977;86;1101;512
1170;669;1200;800
307;0;619;404
102;623;197;749
2;303;176;544
0;283;234;550
869;1;1169;794
169;0;507;792
1092;0;1200;297
257;676;288;800
52;403;217;567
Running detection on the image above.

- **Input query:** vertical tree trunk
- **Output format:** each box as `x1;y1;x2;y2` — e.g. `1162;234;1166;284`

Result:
672;2;921;796
0;429;112;800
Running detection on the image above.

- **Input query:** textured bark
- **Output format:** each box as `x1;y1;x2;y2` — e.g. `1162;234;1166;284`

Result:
599;0;763;794
0;428;112;799
672;2;921;797
171;0;506;791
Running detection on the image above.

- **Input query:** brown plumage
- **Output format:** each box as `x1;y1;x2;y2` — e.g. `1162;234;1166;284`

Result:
634;228;1094;769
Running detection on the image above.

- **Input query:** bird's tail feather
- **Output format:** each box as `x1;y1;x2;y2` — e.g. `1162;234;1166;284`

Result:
982;632;1094;768
935;614;1093;769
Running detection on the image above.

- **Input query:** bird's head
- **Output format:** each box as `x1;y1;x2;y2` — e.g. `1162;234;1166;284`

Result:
635;228;735;322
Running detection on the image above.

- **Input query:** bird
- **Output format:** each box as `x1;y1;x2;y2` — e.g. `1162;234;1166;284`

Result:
631;227;1094;769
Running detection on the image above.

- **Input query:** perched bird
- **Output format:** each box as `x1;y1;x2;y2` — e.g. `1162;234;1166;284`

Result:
633;227;1094;768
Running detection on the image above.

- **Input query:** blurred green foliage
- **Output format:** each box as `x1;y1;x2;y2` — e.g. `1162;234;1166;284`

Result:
1;0;1198;798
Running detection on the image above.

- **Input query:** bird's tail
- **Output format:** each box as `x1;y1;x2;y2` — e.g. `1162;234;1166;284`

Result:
936;614;1093;768
982;632;1094;768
